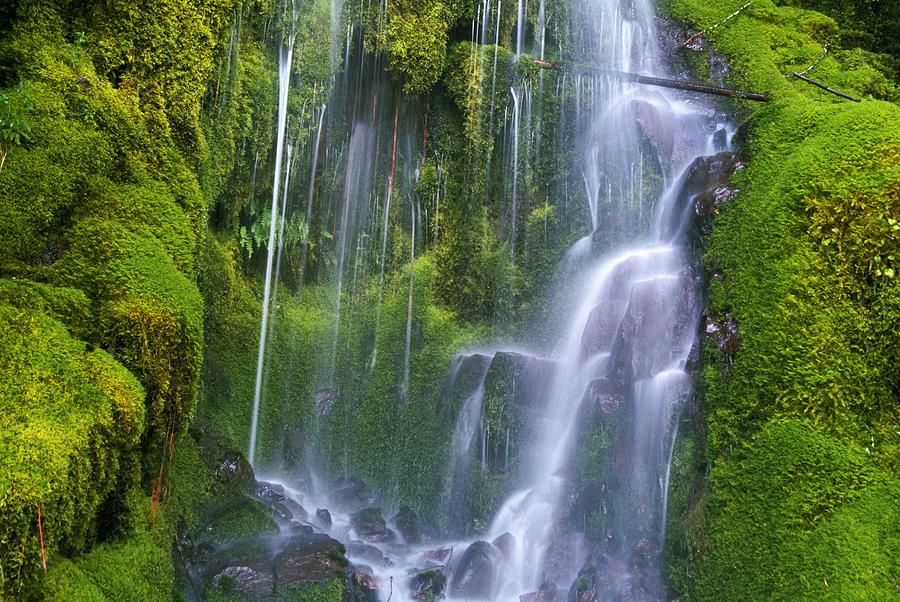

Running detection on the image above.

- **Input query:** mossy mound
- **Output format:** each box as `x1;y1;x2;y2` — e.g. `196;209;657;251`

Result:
662;0;900;598
0;304;146;598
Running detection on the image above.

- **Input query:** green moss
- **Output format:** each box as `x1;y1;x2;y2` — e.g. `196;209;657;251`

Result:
200;496;278;544
661;0;900;598
0;304;146;599
688;420;899;600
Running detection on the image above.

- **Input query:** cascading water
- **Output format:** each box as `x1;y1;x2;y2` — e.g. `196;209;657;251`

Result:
237;0;737;598
248;9;296;465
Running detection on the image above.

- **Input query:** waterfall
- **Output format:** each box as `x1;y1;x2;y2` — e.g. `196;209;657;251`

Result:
248;17;296;466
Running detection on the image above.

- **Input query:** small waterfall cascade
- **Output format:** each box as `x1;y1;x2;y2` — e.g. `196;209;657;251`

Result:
248;5;298;465
234;0;739;598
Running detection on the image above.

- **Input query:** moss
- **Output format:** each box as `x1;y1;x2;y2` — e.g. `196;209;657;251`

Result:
688;420;899;600
660;0;900;598
199;496;278;544
53;217;204;437
0;304;146;599
195;234;333;467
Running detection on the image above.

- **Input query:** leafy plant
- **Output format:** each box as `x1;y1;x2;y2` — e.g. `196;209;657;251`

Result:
0;83;32;171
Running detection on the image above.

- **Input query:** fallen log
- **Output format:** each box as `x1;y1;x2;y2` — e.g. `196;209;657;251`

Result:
534;59;770;102
792;72;861;102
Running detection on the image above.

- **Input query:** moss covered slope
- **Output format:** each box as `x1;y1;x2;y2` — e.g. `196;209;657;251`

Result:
661;0;900;599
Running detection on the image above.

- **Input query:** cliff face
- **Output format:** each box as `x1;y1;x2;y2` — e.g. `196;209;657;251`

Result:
0;0;897;599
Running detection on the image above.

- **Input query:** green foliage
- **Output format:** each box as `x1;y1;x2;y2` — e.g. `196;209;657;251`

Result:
662;0;900;598
688;420;899;600
0;81;32;171
383;0;452;94
0;304;146;599
195;234;332;466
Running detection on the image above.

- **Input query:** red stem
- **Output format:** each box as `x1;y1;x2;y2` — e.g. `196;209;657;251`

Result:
37;503;47;573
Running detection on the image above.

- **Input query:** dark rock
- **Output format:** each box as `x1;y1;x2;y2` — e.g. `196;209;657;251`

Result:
210;564;274;596
274;532;348;587
254;481;306;521
350;508;394;543
332;476;377;511
632;99;675;164
409;569;447;601
449;540;500;600
314;387;340;416
585;378;623;414
316;508;333;528
417;547;452;570
349;569;380;602
195;432;256;495
581;300;628;358
439;353;492;421
484;351;556;410
203;540;275;596
347;541;390;567
520;582;561;602
391;505;422;544
541;530;589;586
491;532;515;559
705;312;740;356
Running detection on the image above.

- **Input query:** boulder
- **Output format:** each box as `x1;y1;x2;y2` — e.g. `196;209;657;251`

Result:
203;540;276;597
347;541;390;568
581;300;628;358
449;540;500;600
491;532;515;559
199;496;278;545
350;507;394;543
274;532;348;587
316;507;333;528
391;505;422;544
332;476;377;511
409;569;448;601
585;377;623;414
520;582;561;602
349;569;380;602
417;546;452;570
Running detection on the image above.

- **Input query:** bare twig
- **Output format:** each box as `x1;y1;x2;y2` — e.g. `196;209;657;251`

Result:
386;576;393;602
534;59;770;102
173;534;201;601
37;504;47;573
682;2;752;48
792;72;861;102
798;44;829;76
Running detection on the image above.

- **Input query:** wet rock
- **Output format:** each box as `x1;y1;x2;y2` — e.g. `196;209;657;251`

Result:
347;541;390;567
204;540;275;596
542;530;589;586
282;426;305;468
391;505;422;544
609;270;698;381
706;312;741;356
484;351;556;410
316;508;333;528
585;378;623;414
520;582;561;602
417;547;452;570
274;532;348;587
440;353;492;421
200;496;278;544
409;569;448;601
350;507;394;543
581;300;628;358
449;540;500;600
314;387;340;416
209;564;274;596
491;532;515;559
659;151;742;239
632;99;675;164
255;481;306;521
195;433;256;495
332;476;377;511
349;569;380;601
